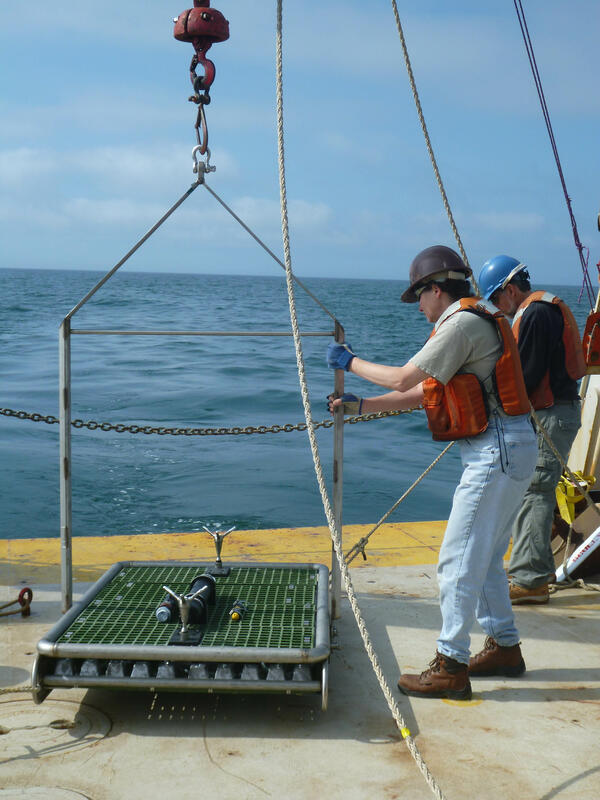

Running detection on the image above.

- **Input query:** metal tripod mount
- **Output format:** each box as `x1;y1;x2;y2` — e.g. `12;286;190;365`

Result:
162;585;204;645
202;525;235;576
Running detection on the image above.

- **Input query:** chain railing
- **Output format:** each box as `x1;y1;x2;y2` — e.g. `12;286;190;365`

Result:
1;405;418;436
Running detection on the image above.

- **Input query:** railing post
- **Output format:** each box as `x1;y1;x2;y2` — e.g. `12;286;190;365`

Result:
59;319;72;612
331;321;345;619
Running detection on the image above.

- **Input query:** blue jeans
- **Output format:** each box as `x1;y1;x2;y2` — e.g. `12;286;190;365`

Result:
508;401;581;588
437;413;538;664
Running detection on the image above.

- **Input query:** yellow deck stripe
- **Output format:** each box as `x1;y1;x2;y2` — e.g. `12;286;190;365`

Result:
0;521;447;585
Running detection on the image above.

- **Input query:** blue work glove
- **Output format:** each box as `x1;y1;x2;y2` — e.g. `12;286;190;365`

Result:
327;393;363;415
327;342;356;371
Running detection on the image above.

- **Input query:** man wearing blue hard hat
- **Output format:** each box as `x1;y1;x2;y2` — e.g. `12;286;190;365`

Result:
478;255;585;605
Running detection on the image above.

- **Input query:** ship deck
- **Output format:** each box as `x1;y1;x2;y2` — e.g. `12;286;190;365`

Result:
2;523;599;800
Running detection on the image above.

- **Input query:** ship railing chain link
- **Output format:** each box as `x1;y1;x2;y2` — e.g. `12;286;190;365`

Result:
0;406;416;436
275;4;446;799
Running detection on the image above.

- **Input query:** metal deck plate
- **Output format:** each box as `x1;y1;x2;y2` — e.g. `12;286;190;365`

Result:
57;565;319;649
34;561;331;705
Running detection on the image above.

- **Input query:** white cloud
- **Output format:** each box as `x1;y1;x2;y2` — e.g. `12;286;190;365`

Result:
70;145;238;187
276;3;600;116
1;1;597;281
64;197;167;226
215;196;332;235
0;1;173;46
0;93;273;143
0;143;239;199
473;211;545;232
0;198;68;229
289;199;332;229
0;148;59;185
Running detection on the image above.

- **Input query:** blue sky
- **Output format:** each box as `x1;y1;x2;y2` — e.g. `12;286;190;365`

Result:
1;0;599;284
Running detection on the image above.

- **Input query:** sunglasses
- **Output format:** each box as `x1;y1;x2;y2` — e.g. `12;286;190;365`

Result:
414;283;433;299
489;263;526;305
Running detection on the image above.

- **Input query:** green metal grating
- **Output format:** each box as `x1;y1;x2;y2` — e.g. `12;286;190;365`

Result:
57;565;318;649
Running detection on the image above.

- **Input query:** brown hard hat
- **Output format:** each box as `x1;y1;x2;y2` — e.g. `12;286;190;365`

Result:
401;245;472;303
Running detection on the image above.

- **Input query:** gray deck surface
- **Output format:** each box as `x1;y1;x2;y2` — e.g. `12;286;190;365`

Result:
2;565;599;800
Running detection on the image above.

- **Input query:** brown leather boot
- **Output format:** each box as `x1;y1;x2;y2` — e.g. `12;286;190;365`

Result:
397;652;471;700
509;582;549;605
469;636;526;677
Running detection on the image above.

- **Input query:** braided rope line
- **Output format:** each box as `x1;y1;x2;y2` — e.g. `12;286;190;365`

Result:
346;440;455;564
550;576;600;593
390;0;479;297
275;4;446;798
0;686;33;695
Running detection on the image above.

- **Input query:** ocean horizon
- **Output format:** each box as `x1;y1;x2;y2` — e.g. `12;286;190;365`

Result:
1;266;593;540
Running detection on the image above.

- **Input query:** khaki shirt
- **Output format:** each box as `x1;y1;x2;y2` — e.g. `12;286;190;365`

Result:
409;300;503;411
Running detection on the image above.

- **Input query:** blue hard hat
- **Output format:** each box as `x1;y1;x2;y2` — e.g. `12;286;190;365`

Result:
478;255;527;300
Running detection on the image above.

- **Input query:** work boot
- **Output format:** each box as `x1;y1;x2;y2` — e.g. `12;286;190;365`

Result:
397;652;471;700
509;582;549;605
469;637;526;677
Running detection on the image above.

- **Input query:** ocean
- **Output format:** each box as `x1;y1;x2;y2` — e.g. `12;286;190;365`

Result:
0;267;592;540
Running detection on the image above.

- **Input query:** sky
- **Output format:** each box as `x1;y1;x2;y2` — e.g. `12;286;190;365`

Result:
1;0;599;285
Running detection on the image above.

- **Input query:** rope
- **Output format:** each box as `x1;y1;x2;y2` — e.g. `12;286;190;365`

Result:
345;408;600;569
0;685;33;695
0;588;32;618
389;0;478;297
346;441;454;564
551;576;600;593
275;4;446;799
513;0;594;308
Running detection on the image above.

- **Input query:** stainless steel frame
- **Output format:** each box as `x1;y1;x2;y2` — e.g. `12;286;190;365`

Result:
38;561;330;663
33;561;330;706
57;178;345;620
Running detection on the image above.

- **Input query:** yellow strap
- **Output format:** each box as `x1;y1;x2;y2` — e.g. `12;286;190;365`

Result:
555;472;596;524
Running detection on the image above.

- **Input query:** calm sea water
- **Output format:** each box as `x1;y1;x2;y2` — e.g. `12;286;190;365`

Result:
0;267;591;540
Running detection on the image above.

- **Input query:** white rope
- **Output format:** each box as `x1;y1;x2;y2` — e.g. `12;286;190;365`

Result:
0;685;33;695
275;4;447;799
551;576;600;593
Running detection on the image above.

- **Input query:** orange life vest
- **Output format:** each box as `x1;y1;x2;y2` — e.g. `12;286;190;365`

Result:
422;298;530;442
512;291;586;410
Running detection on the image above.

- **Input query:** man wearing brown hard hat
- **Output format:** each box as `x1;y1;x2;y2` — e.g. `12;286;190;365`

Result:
327;245;537;699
